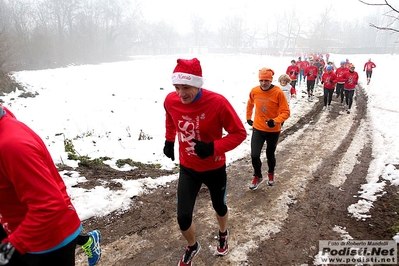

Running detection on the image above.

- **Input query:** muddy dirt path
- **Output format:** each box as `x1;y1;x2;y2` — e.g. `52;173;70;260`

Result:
74;85;398;266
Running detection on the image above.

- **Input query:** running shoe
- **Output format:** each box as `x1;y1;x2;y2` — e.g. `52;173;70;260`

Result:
82;230;102;266
249;176;263;190
267;173;275;186
217;230;229;256
178;242;201;266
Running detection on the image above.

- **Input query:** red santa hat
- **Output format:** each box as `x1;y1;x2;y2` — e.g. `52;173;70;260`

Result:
171;58;204;88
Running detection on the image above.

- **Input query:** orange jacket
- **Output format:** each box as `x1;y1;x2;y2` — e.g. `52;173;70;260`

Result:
246;85;290;132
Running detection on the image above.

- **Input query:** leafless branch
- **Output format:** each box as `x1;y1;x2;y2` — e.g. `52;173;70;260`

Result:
359;0;385;6
359;0;399;34
369;23;399;33
359;0;399;13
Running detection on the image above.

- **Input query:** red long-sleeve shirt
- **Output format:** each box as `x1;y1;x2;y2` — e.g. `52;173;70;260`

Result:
364;61;376;71
335;66;349;83
164;89;246;172
304;65;319;81
286;65;300;81
343;70;359;90
321;71;337;90
0;107;81;254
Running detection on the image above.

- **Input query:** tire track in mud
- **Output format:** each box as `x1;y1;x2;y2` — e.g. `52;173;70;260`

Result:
76;86;370;266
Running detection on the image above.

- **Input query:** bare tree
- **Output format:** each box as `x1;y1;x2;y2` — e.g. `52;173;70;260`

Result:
189;15;206;47
306;6;334;53
359;0;399;33
0;1;12;71
138;20;179;54
216;16;245;53
276;8;302;55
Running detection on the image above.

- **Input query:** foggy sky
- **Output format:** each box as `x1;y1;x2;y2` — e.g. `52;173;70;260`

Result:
140;0;377;33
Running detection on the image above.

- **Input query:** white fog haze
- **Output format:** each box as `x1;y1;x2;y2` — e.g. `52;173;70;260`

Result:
0;0;397;72
141;0;377;33
1;0;399;265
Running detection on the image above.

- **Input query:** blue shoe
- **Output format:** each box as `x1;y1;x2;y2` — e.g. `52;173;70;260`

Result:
82;230;102;266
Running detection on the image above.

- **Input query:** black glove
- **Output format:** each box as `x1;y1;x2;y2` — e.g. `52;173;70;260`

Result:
321;81;324;84
163;141;175;161
192;139;214;159
290;71;294;75
266;119;275;128
247;120;253;126
307;73;311;76
0;242;16;265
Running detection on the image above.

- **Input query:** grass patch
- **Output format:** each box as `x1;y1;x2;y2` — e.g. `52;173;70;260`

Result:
116;158;162;170
0;71;25;97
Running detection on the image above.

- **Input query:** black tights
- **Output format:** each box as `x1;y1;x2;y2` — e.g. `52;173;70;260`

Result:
336;83;345;103
323;88;334;106
344;90;355;109
177;165;228;231
250;128;280;177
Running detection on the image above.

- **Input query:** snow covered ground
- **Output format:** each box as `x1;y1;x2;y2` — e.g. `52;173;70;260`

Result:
4;53;398;236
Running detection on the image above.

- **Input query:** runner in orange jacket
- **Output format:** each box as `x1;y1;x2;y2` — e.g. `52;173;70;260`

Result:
246;68;290;190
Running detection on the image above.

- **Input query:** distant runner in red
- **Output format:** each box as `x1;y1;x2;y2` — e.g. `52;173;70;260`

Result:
343;64;359;114
335;61;349;105
286;60;300;89
363;58;376;85
297;57;307;85
321;65;337;111
326;53;330;62
344;58;351;68
304;58;319;101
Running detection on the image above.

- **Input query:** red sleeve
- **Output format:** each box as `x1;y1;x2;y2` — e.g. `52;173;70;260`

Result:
213;99;246;155
164;94;177;142
321;73;326;82
332;72;337;83
1;132;80;254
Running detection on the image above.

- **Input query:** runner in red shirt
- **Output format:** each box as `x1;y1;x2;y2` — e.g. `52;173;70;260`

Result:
335;61;349;105
304;59;319;101
286;60;300;89
363;58;376;85
296;57;307;85
164;58;246;266
0;106;102;266
321;65;337;111
343;64;359;114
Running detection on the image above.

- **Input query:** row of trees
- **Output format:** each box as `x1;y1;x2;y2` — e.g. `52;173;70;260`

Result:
0;0;398;72
0;0;144;71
